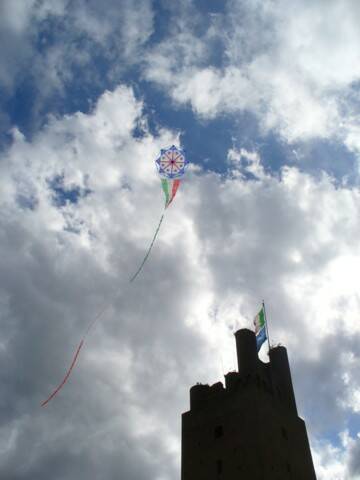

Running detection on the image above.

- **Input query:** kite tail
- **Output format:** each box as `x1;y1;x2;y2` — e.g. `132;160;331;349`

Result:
41;300;114;407
41;339;84;407
129;212;165;283
42;211;166;406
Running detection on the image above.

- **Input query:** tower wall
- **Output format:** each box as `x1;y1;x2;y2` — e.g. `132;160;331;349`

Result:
181;328;316;480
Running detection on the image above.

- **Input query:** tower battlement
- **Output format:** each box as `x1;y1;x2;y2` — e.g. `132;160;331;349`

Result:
189;329;297;416
181;328;316;480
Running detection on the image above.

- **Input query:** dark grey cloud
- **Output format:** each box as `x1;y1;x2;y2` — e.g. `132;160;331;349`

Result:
348;437;360;477
1;1;360;478
1;80;360;479
294;332;360;435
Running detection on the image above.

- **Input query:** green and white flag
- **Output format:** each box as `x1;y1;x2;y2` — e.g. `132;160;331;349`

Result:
254;306;267;352
254;306;265;335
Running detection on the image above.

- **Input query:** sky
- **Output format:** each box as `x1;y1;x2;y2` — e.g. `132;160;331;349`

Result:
1;0;360;478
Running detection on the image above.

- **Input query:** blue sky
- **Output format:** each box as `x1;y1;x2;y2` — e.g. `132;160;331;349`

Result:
1;1;360;479
3;0;358;183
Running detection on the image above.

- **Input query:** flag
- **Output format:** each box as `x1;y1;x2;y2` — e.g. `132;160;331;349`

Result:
254;305;267;352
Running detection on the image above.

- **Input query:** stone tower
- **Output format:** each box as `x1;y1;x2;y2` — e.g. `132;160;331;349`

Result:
181;328;316;479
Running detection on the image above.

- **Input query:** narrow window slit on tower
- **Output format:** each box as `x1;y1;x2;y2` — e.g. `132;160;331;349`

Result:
214;425;223;438
216;459;223;474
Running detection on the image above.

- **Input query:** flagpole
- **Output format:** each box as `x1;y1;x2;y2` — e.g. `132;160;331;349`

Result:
262;300;276;400
262;300;271;352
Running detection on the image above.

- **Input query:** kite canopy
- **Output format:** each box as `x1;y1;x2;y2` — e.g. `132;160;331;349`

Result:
155;145;188;179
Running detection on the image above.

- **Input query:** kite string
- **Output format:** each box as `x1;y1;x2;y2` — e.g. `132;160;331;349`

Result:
129;211;165;283
41;210;166;407
84;209;166;335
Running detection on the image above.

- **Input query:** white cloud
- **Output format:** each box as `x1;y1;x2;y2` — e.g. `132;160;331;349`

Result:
144;0;360;146
0;0;154;126
312;430;360;479
312;439;347;480
1;86;360;476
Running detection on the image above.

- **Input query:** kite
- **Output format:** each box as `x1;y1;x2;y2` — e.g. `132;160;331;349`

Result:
130;145;188;282
41;145;188;407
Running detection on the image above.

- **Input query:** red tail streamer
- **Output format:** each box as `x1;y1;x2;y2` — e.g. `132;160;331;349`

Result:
167;179;181;208
41;340;84;407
